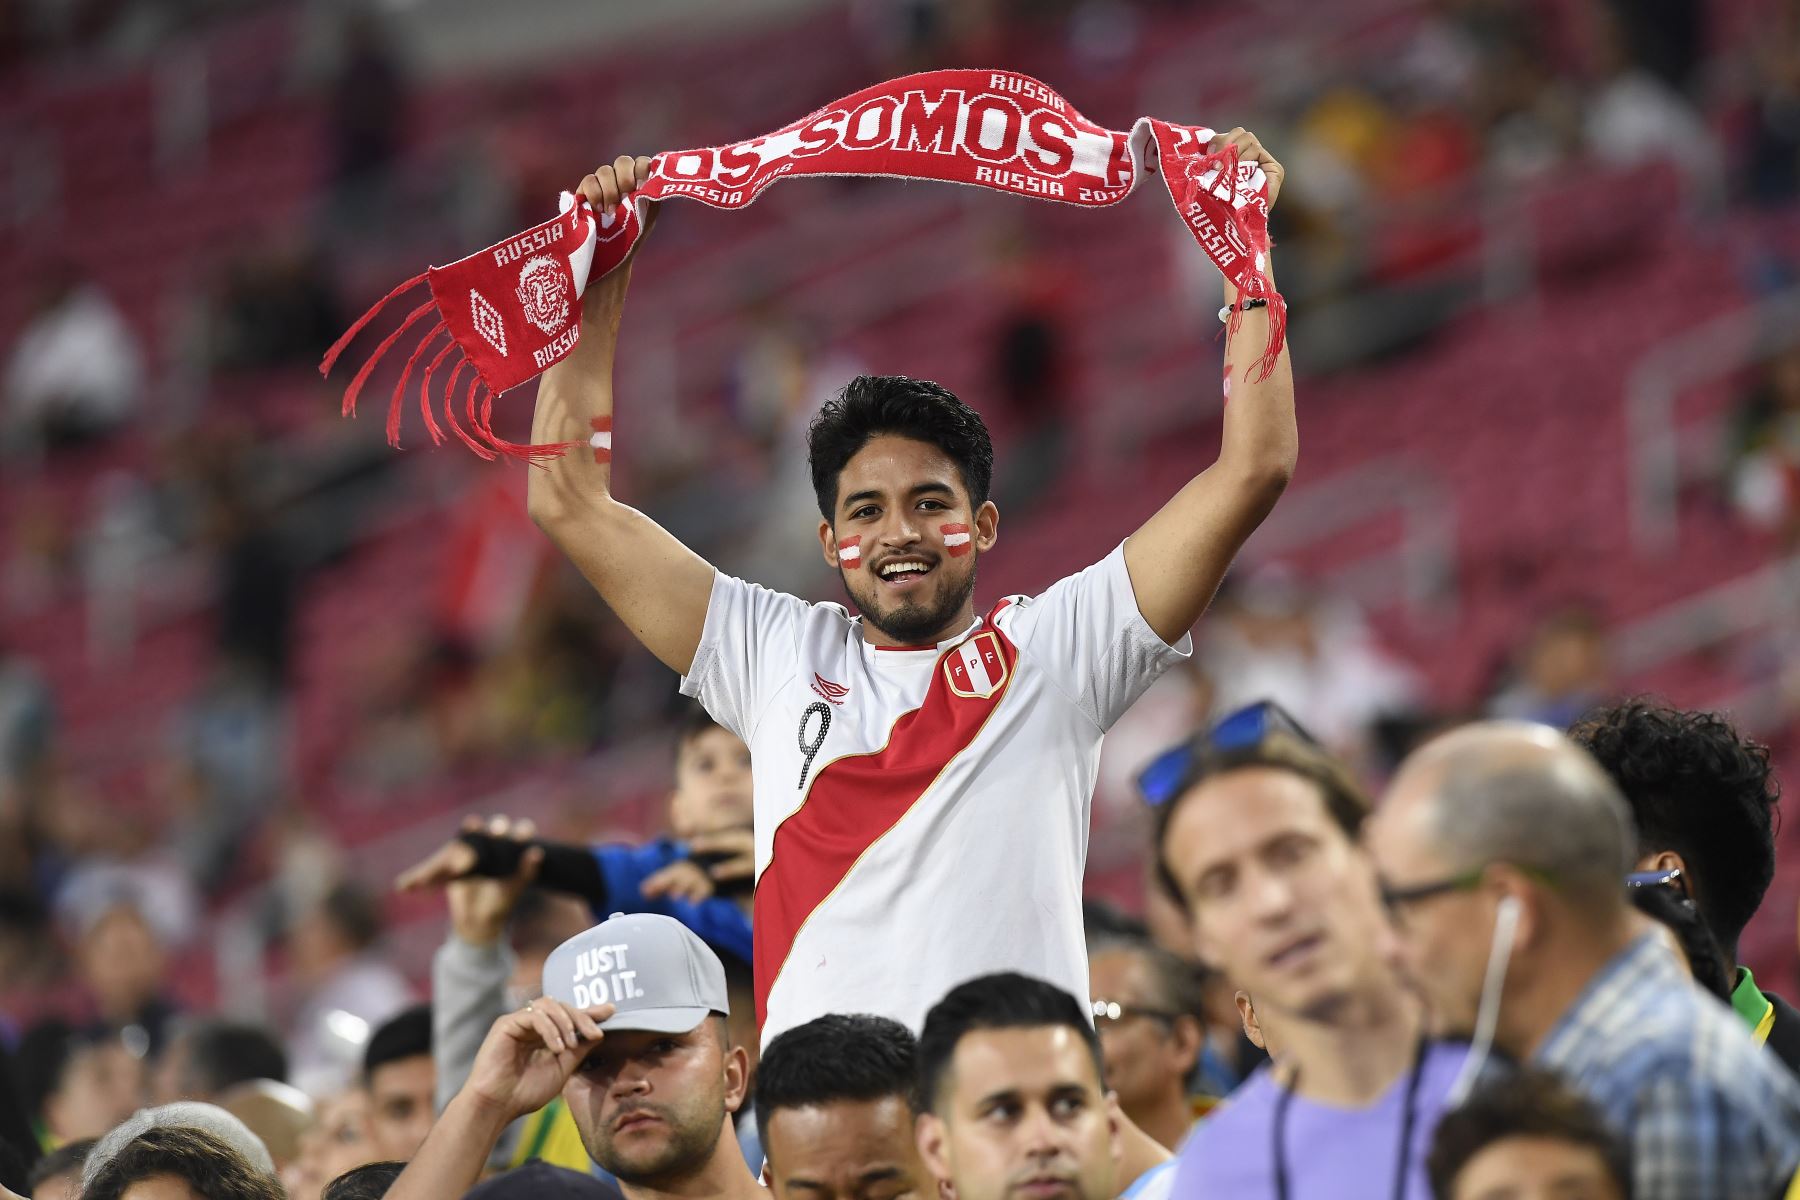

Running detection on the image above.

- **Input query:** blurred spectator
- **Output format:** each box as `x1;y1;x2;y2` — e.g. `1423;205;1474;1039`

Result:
0;649;52;791
16;1022;145;1149
325;10;409;234
282;1089;377;1200
82;1123;282;1200
1372;724;1800;1200
1155;717;1462;1199
208;240;346;374
1726;344;1800;539
322;1159;406;1200
23;1137;93;1200
1201;570;1421;758
1427;1068;1631;1200
57;871;189;1055
1086;935;1203;1152
1741;4;1800;205
1486;605;1610;727
286;882;414;1097
1570;702;1798;1070
1581;10;1717;193
756;1014;926;1200
151;1018;289;1106
81;1100;280;1184
361;1005;433;1163
986;230;1074;517
2;264;141;459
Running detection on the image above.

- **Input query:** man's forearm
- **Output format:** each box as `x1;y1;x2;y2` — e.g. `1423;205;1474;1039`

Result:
526;272;630;525
1218;255;1298;492
386;1092;511;1200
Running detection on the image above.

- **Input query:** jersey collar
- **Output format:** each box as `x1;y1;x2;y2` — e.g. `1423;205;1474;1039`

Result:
860;614;984;654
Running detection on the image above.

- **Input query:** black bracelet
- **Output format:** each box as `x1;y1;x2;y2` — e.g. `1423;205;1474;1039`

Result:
1217;297;1270;322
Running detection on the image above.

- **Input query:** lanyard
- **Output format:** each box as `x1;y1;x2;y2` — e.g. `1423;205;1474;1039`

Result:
1270;1037;1428;1200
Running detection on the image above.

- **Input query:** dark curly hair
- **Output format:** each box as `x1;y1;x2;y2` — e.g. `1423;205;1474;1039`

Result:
1427;1068;1631;1200
82;1125;283;1200
807;376;994;520
1569;700;1780;960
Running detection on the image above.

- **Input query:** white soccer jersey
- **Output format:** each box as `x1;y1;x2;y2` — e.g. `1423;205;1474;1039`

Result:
679;542;1191;1045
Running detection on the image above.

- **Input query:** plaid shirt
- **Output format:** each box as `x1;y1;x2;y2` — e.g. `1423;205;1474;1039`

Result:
1537;933;1800;1200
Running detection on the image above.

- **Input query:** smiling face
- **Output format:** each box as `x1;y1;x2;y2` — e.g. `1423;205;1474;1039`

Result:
1162;767;1389;1024
917;1026;1118;1200
564;1022;748;1187
819;435;998;646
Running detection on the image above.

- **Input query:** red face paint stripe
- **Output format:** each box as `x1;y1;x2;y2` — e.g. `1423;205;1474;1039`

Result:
754;607;1020;1029
941;523;972;557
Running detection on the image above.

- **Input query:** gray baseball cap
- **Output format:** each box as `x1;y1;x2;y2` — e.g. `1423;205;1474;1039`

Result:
542;912;728;1034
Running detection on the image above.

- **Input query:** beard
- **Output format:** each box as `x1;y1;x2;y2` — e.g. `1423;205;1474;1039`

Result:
845;560;979;644
587;1097;725;1187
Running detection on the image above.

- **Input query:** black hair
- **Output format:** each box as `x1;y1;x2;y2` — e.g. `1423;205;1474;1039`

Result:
82;1125;283;1200
1152;732;1371;909
1082;898;1150;943
918;973;1102;1113
322;1159;408;1200
179;1019;289;1094
317;881;384;952
13;1020;108;1125
806;375;995;520
675;704;724;758
26;1137;95;1191
363;1004;432;1081
1629;887;1733;1001
1569;700;1779;959
1427;1068;1631;1200
755;1014;918;1153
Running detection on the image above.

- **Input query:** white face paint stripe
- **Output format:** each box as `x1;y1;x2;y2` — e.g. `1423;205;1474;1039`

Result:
942;532;971;547
838;538;862;564
589;431;613;450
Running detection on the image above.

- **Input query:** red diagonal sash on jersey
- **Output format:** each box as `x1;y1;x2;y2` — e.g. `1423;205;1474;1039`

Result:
753;620;1020;1028
320;69;1282;461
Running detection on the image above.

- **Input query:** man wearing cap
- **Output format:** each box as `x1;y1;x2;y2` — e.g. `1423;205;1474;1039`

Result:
385;913;760;1200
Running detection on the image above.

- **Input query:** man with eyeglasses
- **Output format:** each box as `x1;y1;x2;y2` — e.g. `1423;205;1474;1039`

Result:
1149;702;1469;1199
1369;721;1800;1200
1087;935;1206;1152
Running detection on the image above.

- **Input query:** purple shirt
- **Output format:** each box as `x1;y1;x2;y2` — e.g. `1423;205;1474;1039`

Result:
1172;1041;1469;1199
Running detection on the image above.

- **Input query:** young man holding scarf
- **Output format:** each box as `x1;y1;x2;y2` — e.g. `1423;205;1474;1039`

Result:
524;126;1295;1055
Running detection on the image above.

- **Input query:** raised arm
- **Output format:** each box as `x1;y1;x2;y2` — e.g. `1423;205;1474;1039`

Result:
527;155;716;675
1123;129;1297;645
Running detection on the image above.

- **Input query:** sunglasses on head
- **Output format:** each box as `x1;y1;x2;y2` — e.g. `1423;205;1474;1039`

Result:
1136;700;1321;807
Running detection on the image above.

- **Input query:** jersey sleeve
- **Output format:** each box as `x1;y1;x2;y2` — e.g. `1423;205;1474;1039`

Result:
678;570;810;740
1002;541;1193;732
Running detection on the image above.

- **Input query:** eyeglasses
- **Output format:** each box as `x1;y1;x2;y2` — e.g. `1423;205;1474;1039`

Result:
1379;868;1487;916
1136;700;1320;806
1090;998;1182;1028
1625;867;1684;892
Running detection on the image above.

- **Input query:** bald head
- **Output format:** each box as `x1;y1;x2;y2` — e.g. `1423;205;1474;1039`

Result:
1389;723;1636;912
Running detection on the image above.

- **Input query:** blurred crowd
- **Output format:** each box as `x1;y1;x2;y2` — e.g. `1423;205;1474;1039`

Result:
3;0;1800;1198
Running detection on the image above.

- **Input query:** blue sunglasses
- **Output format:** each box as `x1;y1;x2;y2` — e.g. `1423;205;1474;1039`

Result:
1136;700;1320;806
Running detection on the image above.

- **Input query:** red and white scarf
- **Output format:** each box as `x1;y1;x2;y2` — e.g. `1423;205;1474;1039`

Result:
320;69;1284;461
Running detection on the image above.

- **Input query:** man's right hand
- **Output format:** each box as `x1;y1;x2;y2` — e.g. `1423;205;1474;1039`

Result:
396;814;543;948
464;998;613;1122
